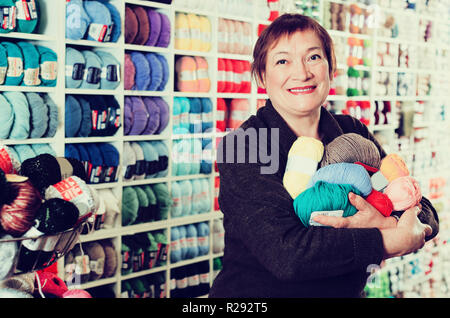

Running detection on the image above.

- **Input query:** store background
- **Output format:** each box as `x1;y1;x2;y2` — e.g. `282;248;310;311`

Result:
0;0;449;298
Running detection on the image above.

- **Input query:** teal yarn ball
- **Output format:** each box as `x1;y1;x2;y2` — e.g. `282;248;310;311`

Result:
293;181;362;227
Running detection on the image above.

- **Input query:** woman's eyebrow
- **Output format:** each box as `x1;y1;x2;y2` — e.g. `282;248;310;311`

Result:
272;46;322;56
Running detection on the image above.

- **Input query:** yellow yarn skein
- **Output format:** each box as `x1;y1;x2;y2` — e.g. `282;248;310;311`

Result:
283;136;324;199
187;13;202;51
175;13;191;50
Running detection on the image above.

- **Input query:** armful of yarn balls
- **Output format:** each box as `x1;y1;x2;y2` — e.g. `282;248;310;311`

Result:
217;130;384;282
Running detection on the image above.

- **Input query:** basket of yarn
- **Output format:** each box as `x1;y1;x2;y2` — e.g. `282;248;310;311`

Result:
284;133;422;227
0;144;97;280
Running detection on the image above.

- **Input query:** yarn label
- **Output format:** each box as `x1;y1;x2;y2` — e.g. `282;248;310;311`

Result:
85;66;101;84
176;277;188;289
197;69;209;79
23;67;40;86
188;274;200;287
103;64;120;82
6;57;23;77
88;23;109;42
0;66;6;84
22;227;45;250
75;255;90;275
90;258;105;276
0;6;16;30
179;70;195;81
41;61;58;80
15;0;37;20
309;210;344;226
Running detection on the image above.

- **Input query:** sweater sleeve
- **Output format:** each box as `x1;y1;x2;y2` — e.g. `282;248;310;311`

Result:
338;115;439;240
217;132;385;282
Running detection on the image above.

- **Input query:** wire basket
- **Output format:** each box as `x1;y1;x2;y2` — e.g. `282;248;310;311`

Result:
0;223;85;280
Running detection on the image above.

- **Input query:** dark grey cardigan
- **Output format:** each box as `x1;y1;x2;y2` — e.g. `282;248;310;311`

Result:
209;100;439;298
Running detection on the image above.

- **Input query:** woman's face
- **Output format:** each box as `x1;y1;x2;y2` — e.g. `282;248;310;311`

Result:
261;29;330;119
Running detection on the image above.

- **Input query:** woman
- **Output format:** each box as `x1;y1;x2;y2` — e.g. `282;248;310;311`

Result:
208;13;438;298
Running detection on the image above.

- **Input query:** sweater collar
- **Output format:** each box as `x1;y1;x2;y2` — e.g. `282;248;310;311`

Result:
258;99;344;156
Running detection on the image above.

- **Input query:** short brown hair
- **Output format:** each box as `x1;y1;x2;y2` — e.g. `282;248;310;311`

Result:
251;14;336;84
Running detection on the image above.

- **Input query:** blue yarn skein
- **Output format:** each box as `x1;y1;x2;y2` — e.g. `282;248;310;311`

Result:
185;224;199;259
4;91;30;139
190;179;202;215
171;181;182;218
177;225;187;260
0;93;14;139
196;222;210;256
200;178;211;213
293;181;362;228
145;53;163;91
66;0;91;40
155;54;169;91
188;97;202;133
178;180;192;216
201;98;213;132
308;162;372;197
170;226;181;263
26;92;48;139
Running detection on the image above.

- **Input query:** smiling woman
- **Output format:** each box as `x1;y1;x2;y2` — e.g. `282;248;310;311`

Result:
209;14;438;298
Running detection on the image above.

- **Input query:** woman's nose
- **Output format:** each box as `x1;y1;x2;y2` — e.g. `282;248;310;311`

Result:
291;60;313;81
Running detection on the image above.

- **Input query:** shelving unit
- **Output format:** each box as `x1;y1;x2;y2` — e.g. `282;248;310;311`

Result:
1;0;449;298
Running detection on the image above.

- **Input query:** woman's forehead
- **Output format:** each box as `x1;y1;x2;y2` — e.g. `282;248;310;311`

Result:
268;29;323;53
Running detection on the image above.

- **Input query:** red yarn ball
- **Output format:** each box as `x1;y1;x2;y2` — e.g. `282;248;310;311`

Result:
366;189;393;217
63;289;92;298
0;180;42;237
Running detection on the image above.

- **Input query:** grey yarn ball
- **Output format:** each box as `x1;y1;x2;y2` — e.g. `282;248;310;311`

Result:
320;133;381;169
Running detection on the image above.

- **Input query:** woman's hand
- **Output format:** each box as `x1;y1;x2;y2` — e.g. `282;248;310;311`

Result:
380;205;433;259
312;192;397;229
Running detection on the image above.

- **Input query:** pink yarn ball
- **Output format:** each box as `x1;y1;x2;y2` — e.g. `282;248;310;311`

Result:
383;176;422;211
63;289;92;298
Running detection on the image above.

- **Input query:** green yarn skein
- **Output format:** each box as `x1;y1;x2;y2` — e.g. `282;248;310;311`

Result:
293;181;362;227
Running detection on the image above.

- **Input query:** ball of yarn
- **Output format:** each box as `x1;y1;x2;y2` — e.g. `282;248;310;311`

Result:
85;241;105;281
63;289;92;298
0;180;42;236
293;181;362;227
320;133;381;169
0;143;21;174
365;189;393;217
383;176;422;211
34;198;80;235
308;162;372;197
0;288;33;298
100;240;117;278
20;154;62;196
0;273;35;295
380;153;410;183
283;136;324;199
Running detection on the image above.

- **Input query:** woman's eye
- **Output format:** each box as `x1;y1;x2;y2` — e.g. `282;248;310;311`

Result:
276;59;287;65
309;54;322;61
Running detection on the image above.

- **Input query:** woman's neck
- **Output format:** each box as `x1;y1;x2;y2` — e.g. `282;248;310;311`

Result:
276;106;322;139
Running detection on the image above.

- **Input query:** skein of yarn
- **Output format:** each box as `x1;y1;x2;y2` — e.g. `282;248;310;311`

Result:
380;153;410;182
383;176;422;211
365;189;394;217
320;133;381;169
293;181;362;227
308;162;372;197
0;178;42;237
283;136;324;199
